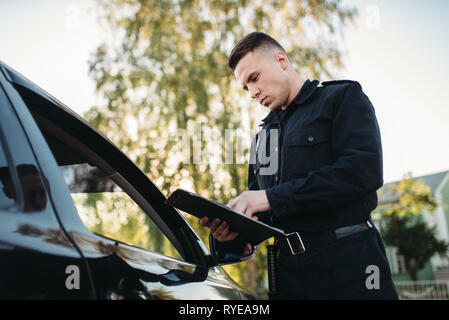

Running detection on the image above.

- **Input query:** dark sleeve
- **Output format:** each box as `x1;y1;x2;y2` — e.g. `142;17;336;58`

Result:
265;82;383;218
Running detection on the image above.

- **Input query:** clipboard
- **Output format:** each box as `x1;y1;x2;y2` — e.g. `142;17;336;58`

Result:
165;188;286;245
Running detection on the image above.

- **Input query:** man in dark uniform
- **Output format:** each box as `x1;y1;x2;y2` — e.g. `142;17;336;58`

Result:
201;32;398;299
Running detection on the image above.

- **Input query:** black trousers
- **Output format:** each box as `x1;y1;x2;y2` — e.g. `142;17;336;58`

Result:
277;226;399;300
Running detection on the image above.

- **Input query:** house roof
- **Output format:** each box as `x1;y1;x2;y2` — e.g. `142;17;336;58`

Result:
378;170;449;204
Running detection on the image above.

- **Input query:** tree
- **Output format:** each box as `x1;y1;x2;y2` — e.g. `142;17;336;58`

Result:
382;214;448;282
87;0;356;296
377;174;449;282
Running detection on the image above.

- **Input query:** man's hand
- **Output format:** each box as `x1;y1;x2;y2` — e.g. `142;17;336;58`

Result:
200;217;239;242
200;190;271;242
227;190;271;219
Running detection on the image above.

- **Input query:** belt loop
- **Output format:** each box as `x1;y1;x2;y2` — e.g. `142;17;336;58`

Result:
285;232;306;255
275;232;306;256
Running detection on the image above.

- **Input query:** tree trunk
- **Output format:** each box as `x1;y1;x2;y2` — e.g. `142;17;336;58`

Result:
409;262;418;282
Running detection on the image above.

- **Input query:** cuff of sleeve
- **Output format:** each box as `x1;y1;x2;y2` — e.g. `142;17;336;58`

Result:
254;210;273;225
266;183;302;219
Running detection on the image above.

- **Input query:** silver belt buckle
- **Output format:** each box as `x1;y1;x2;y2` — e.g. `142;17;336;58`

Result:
285;232;306;255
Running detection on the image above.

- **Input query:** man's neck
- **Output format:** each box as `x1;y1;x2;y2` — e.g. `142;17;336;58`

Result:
281;75;305;110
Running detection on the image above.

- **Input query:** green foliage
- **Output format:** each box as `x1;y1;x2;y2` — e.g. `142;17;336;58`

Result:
382;214;448;281
379;173;437;217
87;0;356;294
74;192;182;260
376;173;448;281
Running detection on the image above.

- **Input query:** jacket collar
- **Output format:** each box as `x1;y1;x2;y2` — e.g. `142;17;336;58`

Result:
260;79;320;126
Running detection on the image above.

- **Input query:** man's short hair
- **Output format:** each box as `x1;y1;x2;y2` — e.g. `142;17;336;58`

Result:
228;32;287;71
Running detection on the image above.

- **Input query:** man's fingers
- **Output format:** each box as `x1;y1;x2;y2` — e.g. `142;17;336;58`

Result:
216;227;239;242
210;220;239;242
245;208;258;220
235;202;248;215
227;196;239;208
201;218;239;242
209;218;221;233
243;243;252;255
200;217;210;227
224;231;239;241
213;221;228;238
214;223;229;241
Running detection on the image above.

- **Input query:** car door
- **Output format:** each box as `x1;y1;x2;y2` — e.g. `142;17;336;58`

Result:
0;74;92;299
0;62;255;300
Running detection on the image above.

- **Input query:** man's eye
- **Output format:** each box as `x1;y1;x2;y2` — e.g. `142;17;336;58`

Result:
252;75;259;81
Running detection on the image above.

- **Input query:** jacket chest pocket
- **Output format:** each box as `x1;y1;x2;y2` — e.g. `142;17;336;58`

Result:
284;127;333;176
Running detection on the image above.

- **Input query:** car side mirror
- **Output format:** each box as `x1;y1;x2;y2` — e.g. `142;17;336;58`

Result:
209;234;256;266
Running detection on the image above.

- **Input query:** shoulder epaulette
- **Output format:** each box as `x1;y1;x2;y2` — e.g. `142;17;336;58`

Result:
321;80;361;87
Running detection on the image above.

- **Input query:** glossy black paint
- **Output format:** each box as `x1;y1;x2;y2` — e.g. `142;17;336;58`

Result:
0;61;259;300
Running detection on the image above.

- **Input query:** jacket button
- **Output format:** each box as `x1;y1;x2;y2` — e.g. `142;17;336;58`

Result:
308;136;314;142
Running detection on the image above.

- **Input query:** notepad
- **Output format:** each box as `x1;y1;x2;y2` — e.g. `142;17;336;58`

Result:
165;188;286;245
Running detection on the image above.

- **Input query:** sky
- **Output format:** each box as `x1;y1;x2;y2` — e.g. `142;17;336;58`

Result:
0;0;448;184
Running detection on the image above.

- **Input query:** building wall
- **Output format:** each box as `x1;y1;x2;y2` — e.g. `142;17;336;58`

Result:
440;176;449;238
391;260;434;282
376;172;449;281
377;203;446;280
430;174;449;270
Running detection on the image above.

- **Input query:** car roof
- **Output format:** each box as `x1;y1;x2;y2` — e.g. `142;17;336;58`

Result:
0;60;117;148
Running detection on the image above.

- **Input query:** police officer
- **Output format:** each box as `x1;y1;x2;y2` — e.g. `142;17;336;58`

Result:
201;32;398;299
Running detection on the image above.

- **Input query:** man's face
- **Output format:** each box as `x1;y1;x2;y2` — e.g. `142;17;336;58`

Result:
234;48;291;111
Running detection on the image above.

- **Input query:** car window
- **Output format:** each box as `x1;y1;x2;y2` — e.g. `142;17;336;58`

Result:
0;142;15;209
9;84;183;261
59;162;182;260
0;88;49;214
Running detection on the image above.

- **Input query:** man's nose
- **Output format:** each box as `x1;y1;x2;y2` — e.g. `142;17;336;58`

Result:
249;86;260;100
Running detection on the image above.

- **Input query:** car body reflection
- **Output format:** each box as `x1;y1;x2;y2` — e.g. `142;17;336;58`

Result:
0;164;48;212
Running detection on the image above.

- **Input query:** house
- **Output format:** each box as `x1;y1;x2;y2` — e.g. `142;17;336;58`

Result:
374;170;449;281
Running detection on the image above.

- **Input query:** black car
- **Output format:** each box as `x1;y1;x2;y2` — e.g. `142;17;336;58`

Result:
0;61;258;300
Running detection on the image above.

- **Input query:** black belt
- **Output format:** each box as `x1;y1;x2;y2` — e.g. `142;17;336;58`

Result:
274;221;373;256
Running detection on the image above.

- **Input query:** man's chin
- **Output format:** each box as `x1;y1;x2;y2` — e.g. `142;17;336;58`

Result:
258;100;281;112
267;104;281;112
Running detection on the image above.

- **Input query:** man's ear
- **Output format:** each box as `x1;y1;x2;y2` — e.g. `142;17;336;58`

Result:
273;51;288;69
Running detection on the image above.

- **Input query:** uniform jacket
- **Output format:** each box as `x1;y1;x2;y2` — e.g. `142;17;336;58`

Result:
249;79;383;233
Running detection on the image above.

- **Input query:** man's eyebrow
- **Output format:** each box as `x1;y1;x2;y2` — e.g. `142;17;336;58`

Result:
242;71;258;91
